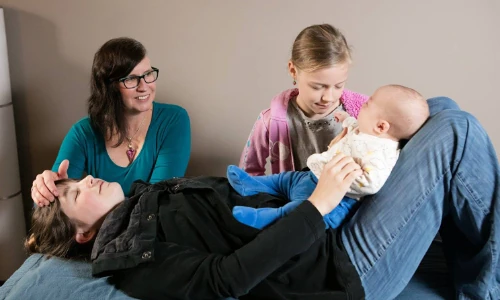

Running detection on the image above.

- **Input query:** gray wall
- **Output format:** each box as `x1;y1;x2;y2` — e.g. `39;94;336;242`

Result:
1;0;499;218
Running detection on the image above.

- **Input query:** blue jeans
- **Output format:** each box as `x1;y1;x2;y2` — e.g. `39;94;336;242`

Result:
341;97;500;299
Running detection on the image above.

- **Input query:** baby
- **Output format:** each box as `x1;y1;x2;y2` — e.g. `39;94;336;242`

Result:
228;84;430;229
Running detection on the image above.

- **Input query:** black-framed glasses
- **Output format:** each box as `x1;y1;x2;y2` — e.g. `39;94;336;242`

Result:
118;67;159;89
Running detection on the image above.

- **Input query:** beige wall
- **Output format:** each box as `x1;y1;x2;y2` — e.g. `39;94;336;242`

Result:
1;0;499;218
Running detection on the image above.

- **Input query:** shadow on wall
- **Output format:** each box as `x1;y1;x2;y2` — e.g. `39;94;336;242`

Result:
186;153;238;178
3;7;88;228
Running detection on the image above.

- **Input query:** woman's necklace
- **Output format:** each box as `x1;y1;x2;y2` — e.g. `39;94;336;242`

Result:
125;111;150;164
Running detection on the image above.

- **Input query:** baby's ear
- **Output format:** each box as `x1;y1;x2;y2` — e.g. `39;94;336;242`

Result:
75;229;96;244
376;120;391;134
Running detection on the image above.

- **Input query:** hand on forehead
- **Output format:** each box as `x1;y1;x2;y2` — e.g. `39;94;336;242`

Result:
55;179;79;200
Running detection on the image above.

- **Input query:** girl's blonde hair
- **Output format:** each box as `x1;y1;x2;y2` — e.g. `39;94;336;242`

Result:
291;24;352;72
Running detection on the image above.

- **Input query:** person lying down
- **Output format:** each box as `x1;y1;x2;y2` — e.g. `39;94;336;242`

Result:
25;157;366;300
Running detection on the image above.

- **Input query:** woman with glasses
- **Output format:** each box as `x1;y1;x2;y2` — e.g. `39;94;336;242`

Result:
31;37;191;206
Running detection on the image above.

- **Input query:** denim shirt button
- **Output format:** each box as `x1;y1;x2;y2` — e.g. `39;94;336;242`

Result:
147;214;155;221
141;251;152;259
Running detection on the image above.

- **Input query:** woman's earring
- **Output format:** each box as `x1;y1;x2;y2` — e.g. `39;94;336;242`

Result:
293;79;297;85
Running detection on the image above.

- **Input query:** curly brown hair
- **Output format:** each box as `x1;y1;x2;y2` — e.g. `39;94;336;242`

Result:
88;37;147;147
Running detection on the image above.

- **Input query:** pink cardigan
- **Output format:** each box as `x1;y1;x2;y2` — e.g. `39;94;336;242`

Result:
239;88;368;175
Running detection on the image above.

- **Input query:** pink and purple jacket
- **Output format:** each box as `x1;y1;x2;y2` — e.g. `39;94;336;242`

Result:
239;88;368;176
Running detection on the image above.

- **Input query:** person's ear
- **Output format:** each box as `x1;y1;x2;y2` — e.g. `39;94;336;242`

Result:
288;61;298;81
74;229;97;244
376;120;391;134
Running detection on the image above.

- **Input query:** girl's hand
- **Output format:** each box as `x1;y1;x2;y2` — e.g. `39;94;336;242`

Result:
308;154;362;215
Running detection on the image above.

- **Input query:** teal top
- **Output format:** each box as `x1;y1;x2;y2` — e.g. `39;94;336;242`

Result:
52;102;191;195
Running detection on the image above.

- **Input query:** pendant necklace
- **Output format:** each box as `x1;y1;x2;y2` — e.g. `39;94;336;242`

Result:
125;111;149;164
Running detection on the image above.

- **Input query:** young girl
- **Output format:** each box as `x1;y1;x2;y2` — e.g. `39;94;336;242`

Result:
240;24;367;175
230;85;430;230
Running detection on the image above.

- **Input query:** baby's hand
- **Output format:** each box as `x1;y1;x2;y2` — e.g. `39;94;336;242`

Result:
334;111;350;123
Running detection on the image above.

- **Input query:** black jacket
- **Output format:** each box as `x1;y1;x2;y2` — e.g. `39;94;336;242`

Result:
91;176;364;300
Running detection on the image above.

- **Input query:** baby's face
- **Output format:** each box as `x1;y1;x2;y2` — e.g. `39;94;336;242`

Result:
57;176;125;229
356;89;389;134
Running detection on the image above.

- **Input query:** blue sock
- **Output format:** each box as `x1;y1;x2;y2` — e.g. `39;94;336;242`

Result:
233;201;303;229
227;165;279;196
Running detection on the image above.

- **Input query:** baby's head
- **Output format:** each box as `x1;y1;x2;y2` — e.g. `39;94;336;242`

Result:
25;176;124;258
357;85;430;141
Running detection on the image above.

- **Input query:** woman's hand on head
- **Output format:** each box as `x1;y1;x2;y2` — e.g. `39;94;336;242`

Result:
31;160;70;206
308;154;362;216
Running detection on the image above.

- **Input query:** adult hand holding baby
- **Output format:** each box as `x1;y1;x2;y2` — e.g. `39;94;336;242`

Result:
308;153;362;215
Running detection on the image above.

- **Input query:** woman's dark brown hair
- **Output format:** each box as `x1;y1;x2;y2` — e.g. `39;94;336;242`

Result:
25;179;92;259
88;37;147;147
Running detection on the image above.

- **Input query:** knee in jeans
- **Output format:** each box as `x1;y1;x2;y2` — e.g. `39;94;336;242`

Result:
433;109;481;130
427;97;460;110
427;97;460;114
